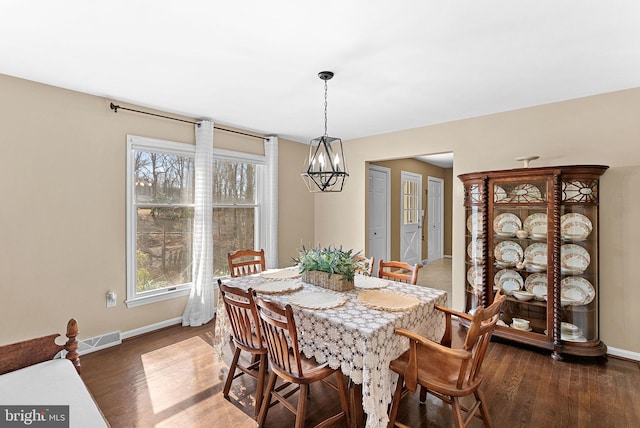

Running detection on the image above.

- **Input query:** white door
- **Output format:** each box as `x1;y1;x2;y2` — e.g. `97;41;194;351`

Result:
427;176;444;262
400;171;422;265
368;166;390;276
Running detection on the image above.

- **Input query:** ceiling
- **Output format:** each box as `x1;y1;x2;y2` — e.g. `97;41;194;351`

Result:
2;1;640;146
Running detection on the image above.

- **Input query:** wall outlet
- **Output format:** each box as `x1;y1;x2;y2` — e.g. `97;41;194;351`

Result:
106;291;117;308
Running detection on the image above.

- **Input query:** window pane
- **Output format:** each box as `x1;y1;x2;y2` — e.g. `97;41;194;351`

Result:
213;207;255;276
213;160;256;204
136;207;193;292
135;151;194;204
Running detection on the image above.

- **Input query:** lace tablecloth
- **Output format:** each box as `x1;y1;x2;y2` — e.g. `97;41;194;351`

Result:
219;272;447;428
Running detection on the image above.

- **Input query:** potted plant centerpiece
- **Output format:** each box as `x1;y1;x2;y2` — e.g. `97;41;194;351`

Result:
294;246;363;291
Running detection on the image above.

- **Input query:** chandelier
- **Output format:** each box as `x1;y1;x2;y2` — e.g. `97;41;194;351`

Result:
301;71;348;192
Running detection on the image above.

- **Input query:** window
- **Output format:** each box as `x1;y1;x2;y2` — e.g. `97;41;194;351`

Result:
403;177;420;225
126;136;265;307
212;156;261;276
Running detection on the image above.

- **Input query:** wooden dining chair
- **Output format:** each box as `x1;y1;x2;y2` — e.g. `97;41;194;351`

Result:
378;259;420;285
218;280;268;417
228;248;266;277
254;297;350;428
354;255;375;276
387;292;506;428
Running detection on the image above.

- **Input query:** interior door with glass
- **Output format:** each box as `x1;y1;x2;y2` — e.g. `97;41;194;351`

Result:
400;171;422;265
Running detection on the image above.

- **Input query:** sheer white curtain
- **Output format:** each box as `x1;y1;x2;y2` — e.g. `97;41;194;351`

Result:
263;136;279;269
182;121;215;326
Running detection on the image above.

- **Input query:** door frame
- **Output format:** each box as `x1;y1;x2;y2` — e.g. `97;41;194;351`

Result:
368;165;391;267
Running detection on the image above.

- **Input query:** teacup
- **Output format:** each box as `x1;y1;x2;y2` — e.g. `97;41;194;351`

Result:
516;229;528;239
512;318;530;330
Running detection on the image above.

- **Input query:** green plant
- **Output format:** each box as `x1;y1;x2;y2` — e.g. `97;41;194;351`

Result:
293;246;363;282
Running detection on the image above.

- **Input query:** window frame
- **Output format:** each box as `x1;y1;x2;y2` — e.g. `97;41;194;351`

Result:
126;135;196;307
212;148;266;263
126;136;267;308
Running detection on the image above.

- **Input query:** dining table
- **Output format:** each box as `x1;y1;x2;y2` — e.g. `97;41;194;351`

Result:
217;267;447;428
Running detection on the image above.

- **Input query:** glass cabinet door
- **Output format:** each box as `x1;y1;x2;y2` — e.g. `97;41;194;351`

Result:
464;181;486;313
559;178;600;343
490;178;550;337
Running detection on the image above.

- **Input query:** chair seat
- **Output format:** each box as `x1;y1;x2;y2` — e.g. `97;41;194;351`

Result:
390;348;481;397
270;351;336;385
233;333;268;355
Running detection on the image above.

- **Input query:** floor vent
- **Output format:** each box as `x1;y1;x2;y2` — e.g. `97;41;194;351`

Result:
79;331;122;354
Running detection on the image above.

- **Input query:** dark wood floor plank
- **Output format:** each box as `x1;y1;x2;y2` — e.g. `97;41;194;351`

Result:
80;319;640;428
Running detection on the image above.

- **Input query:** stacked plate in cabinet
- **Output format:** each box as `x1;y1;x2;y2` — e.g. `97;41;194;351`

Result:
524;243;547;272
523;213;547;240
561;213;592;241
561;277;595;306
561;322;587;342
561;244;590;274
524;273;547;300
494;241;523;267
493;213;521;237
494;269;523;295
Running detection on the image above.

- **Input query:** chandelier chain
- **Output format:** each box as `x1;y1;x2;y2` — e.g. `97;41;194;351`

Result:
324;79;328;137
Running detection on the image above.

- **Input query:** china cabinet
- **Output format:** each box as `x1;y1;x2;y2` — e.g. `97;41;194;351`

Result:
458;165;608;359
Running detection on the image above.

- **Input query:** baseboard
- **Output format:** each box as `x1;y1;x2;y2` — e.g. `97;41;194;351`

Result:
607;346;640;362
121;317;184;340
444;254;452;258
78;317;183;355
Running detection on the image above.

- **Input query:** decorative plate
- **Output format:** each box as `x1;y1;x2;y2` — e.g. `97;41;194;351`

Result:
357;289;420;312
288;291;347;309
494;241;523;265
467;212;485;236
561;213;593;241
561;244;590;274
467;266;484;290
494;185;509;203
467;238;485;260
524;273;547;297
561;277;595;305
524;242;547;266
252;279;303;295
260;268;301;279
355;275;389;289
494;269;523;295
493;213;522;237
523;213;547;237
509;183;544;203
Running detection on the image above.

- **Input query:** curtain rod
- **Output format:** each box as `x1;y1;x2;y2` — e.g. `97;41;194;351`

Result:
109;103;266;140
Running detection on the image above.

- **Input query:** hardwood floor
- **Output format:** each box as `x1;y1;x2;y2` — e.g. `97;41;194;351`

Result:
80;318;640;428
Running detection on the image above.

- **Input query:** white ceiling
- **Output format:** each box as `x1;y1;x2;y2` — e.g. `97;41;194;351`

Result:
2;1;640;145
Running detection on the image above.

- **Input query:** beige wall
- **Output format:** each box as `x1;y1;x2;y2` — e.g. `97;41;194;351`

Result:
369;159;451;261
314;87;640;354
0;74;313;344
3;72;638;355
